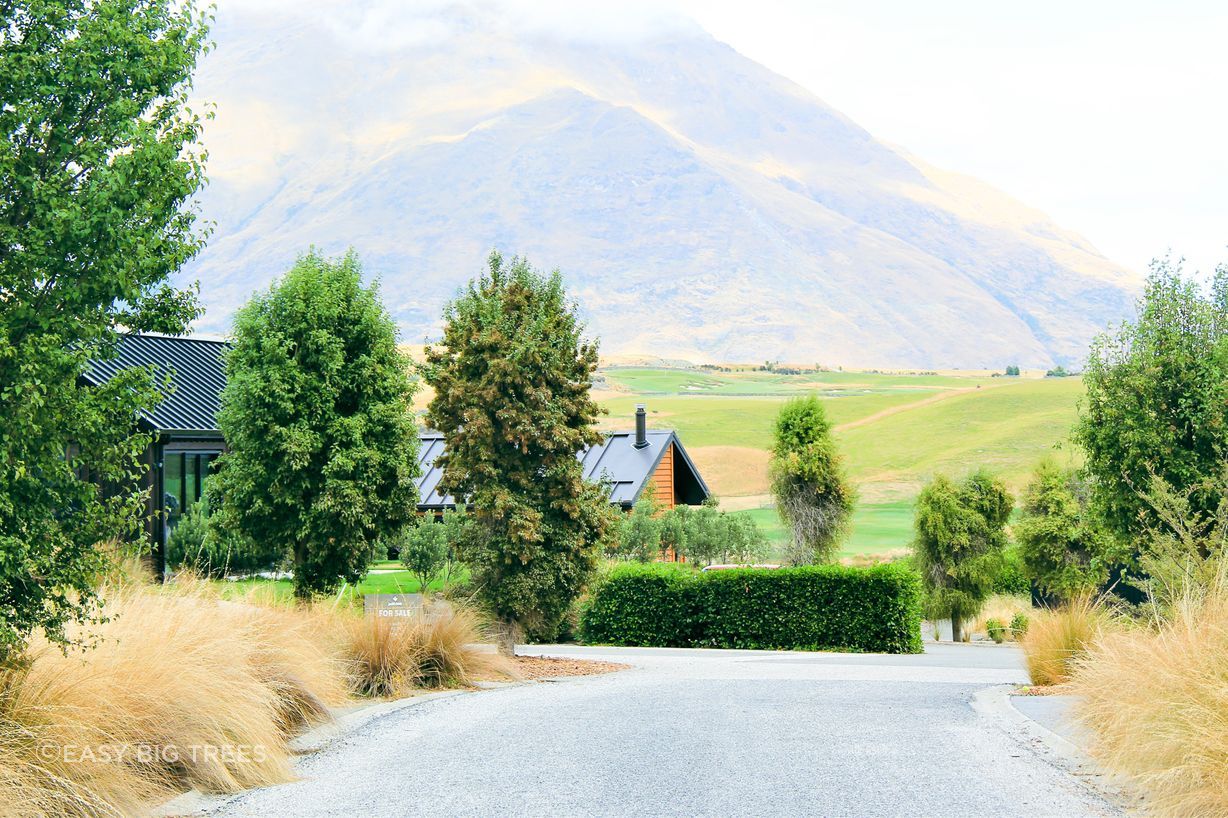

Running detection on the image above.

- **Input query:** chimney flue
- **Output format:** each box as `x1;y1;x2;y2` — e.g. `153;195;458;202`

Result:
634;404;648;449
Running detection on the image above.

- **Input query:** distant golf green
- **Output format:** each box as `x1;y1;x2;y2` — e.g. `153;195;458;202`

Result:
731;500;916;560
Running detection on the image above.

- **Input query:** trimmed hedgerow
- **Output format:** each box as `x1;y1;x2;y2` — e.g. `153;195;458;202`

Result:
579;563;698;647
579;562;923;654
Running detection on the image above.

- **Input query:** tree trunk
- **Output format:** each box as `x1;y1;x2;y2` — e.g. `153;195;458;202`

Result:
493;618;522;656
950;614;962;643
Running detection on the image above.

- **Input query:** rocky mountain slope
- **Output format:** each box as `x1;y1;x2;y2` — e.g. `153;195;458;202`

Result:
185;4;1138;367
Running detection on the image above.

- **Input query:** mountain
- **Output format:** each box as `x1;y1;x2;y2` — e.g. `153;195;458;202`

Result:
184;4;1139;368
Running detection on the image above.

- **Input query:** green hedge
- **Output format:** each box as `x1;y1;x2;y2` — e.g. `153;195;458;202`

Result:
580;562;923;654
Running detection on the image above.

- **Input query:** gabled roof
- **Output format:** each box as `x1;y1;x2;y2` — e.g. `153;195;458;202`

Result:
82;334;229;435
416;428;710;510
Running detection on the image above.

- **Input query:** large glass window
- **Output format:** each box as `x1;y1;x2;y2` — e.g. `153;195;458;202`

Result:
163;451;220;537
164;453;184;531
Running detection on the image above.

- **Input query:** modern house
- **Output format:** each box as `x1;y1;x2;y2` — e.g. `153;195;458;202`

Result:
83;334;711;572
416;405;710;513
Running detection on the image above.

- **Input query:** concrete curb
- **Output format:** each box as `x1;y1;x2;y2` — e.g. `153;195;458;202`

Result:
972;686;1141;815
155;682;527;817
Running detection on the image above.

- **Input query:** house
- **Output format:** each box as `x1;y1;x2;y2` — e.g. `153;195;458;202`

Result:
82;334;229;576
416;405;710;512
83;334;711;573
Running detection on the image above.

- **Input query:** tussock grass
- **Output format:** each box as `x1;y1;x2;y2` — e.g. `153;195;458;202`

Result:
1068;572;1228;816
1020;594;1115;686
341;608;515;697
0;571;507;817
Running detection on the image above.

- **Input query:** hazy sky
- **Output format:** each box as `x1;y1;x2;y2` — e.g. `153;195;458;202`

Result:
224;0;1227;279
673;0;1228;278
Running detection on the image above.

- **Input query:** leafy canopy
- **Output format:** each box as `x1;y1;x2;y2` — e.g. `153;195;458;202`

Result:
770;396;855;564
0;0;210;655
1015;459;1114;601
1076;257;1228;543
211;249;420;598
423;251;617;641
397;512;467;595
912;470;1013;639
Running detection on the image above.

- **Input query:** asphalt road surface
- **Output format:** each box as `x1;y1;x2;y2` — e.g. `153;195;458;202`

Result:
210;643;1120;818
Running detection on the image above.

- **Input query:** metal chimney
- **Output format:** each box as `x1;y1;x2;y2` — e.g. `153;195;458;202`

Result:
634;404;649;449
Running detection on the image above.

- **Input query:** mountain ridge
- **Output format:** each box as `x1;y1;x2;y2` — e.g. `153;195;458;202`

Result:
184;4;1139;367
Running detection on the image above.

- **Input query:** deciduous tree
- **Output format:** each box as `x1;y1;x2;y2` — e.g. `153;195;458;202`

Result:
0;0;210;655
211;250;420;598
422;252;617;643
912;470;1013;641
1076;257;1228;543
1015;459;1112;601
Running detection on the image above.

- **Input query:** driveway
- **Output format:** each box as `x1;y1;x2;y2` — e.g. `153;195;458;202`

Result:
210;643;1118;818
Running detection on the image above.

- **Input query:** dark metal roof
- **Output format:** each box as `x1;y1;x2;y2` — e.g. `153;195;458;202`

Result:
416;428;711;510
82;334;229;435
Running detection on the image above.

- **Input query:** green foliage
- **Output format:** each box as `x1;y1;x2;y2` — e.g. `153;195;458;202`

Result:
422;252;618;641
1131;472;1228;619
614;494;770;566
1045;366;1070;378
985;618;1006;643
770;396;855;564
1076;257;1228;543
0;0;210;655
211;249;420;598
1010;611;1030;637
912;470;1013;640
1004;365;1020;377
580;562;923;653
578;564;698;647
992;546;1032;596
167;499;279;578
397;512;468;596
1015;459;1112;600
614;491;662;562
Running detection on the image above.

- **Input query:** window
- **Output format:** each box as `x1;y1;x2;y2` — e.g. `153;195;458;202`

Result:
163;451;220;537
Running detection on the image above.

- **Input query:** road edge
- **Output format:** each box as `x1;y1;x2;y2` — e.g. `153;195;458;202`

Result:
972;686;1141;815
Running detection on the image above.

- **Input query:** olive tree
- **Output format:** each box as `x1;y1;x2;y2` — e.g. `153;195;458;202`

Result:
1015;459;1112;602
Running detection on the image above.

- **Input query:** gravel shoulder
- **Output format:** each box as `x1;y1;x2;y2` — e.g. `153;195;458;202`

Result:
206;643;1121;818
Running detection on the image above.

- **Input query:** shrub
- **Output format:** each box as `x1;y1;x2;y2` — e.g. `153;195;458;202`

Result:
579;564;698;647
580;562;922;653
991;547;1032;596
1021;594;1114;686
1010;611;1029;638
0;576;350;817
1068;570;1228;816
341;607;513;697
984;618;1006;643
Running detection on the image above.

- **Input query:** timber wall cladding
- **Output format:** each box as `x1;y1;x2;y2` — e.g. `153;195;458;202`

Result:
653;443;676;509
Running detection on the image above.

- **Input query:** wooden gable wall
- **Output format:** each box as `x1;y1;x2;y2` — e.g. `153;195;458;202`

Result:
651;442;676;509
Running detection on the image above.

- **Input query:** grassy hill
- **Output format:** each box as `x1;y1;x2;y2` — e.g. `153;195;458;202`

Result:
596;366;1084;558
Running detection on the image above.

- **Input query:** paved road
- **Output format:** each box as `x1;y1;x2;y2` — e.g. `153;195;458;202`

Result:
211;644;1119;818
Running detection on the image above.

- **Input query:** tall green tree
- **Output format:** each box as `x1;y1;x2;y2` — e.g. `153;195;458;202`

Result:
211;250;420;598
770;396;855;564
422;252;617;643
1076;257;1228;543
1015;459;1113;601
912;470;1013;641
0;0;210;655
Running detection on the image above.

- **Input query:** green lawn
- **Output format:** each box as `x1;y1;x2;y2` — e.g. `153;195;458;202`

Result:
731;500;916;559
601;365;1084;554
214;561;460;605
